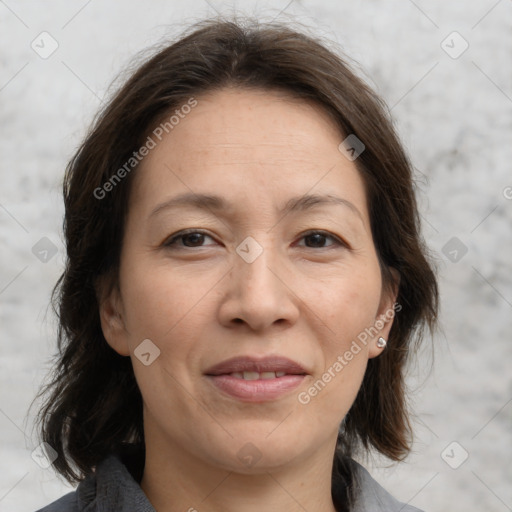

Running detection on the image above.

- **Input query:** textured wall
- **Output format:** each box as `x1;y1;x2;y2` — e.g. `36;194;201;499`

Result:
1;1;511;511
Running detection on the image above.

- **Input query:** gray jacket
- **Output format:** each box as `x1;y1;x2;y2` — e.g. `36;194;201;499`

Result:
36;446;424;512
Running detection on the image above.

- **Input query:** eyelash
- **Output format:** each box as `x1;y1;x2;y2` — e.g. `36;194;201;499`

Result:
163;229;348;250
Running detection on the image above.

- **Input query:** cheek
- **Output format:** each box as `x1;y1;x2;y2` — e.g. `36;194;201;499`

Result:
119;256;213;343
301;287;377;426
118;254;226;392
118;261;211;408
319;266;382;343
307;266;381;405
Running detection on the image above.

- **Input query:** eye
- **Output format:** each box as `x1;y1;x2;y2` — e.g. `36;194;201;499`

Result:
163;229;348;251
163;229;217;249
296;230;347;249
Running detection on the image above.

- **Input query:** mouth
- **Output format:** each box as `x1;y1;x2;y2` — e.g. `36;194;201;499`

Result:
222;370;290;380
204;355;308;376
204;355;308;402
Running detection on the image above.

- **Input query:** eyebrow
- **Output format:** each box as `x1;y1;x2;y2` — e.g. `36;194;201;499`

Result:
149;192;364;222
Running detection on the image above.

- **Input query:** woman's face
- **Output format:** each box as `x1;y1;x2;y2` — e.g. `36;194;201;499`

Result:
100;87;397;473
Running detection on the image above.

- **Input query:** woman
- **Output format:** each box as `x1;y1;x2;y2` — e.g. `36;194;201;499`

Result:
33;16;438;512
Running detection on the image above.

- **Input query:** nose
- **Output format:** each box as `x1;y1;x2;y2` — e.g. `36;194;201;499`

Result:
218;240;300;332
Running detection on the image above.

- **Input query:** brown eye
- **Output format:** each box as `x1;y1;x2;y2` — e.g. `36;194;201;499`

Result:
297;230;346;249
164;230;216;248
180;233;207;247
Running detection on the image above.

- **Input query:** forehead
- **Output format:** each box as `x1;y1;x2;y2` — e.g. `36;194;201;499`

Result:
164;87;342;162
130;87;369;222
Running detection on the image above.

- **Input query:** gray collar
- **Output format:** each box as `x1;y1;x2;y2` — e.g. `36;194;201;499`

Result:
348;460;424;512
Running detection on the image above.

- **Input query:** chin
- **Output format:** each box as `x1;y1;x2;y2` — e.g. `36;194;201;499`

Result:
202;432;308;475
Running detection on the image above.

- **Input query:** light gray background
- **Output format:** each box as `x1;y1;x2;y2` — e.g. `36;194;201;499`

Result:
1;1;511;511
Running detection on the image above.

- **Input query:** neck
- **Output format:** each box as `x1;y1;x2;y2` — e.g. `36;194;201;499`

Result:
140;426;340;512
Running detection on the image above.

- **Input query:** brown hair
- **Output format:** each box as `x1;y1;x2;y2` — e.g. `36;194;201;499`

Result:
31;15;438;508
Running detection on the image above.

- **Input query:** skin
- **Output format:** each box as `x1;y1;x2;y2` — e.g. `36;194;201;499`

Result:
99;87;398;512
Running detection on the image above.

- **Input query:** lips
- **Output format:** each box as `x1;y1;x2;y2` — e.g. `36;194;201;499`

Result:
204;355;308;377
204;355;308;402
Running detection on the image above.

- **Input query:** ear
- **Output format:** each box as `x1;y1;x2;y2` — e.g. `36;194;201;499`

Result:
368;267;400;359
95;276;131;357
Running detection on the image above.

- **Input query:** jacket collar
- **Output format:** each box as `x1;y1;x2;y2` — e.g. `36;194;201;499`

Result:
76;444;154;512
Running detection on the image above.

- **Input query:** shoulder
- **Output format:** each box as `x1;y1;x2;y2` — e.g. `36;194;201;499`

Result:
33;444;154;512
35;491;78;512
348;459;425;512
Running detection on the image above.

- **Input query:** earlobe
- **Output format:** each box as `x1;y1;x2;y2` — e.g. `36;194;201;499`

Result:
368;267;400;359
96;280;131;357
